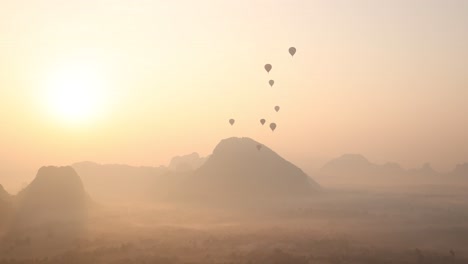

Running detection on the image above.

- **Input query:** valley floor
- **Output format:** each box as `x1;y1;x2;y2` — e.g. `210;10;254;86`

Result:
1;184;468;264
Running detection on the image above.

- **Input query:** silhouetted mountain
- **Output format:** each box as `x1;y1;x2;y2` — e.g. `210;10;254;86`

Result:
169;152;207;172
381;162;406;174
451;163;468;177
0;184;12;229
14;166;88;229
72;162;169;202
408;163;439;177
321;154;376;176
0;184;9;201
318;154;444;185
177;137;320;205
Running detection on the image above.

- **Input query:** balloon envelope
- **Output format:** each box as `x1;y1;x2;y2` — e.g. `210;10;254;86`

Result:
264;64;272;73
229;119;235;125
260;119;266;125
269;80;274;87
274;106;280;112
289;47;296;57
270;123;277;131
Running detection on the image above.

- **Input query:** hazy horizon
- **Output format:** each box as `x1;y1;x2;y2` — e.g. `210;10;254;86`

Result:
3;2;468;262
1;0;468;190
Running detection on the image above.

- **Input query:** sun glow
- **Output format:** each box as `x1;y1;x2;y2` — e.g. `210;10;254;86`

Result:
43;62;110;124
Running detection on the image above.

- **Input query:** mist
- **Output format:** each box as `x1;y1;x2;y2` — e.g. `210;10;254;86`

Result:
1;138;468;263
2;0;468;263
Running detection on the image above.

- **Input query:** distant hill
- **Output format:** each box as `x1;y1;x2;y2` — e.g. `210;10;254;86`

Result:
0;184;12;230
176;137;320;205
14;166;88;229
316;154;468;185
168;152;207;172
0;184;9;201
72;162;169;203
451;163;468;177
408;163;439;177
321;154;376;177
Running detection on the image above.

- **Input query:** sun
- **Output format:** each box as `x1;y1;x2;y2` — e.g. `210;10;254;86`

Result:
43;62;109;124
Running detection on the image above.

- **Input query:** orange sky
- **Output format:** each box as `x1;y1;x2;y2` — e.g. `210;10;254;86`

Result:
1;0;468;192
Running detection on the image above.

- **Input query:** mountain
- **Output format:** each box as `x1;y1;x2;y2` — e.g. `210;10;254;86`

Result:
318;154;441;185
321;154;407;177
0;184;12;229
408;163;439;177
72;162;169;202
451;163;468;177
176;137;320;205
0;184;9;201
321;154;376;177
317;154;462;185
381;162;406;175
14;166;88;229
168;152;207;172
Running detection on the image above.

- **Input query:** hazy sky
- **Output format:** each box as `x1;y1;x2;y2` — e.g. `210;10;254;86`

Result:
1;0;468;191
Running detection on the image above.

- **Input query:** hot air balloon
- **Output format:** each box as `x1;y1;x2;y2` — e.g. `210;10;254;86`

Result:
270;123;277;132
269;80;274;87
260;119;266;125
289;47;296;57
274;106;280;112
264;64;272;73
256;144;263;151
229;119;235;126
